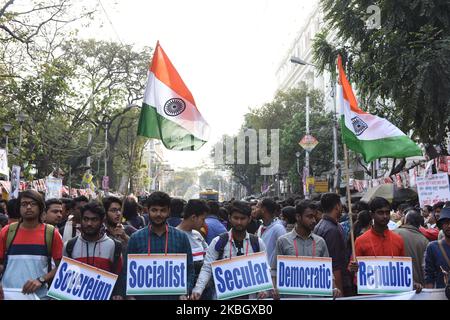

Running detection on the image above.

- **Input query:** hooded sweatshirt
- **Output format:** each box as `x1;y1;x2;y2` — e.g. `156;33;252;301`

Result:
62;228;122;274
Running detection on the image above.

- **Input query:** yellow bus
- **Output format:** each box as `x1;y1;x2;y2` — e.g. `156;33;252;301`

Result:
199;189;219;201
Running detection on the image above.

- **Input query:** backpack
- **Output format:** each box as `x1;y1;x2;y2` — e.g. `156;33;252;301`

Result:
4;222;55;273
65;236;122;274
215;232;260;260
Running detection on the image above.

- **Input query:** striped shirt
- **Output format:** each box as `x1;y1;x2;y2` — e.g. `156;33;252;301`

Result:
63;233;123;274
0;223;63;299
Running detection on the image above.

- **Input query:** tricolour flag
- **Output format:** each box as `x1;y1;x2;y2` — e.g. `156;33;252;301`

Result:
137;42;210;150
337;55;422;162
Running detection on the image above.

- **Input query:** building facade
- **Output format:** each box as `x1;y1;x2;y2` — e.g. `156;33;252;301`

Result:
275;2;335;113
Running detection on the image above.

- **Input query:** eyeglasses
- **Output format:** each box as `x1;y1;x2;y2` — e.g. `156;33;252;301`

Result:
108;208;121;213
20;201;38;208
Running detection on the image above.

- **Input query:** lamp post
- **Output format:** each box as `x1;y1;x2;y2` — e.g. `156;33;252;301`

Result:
3;123;13;181
17;112;27;155
290;56;339;194
295;151;301;194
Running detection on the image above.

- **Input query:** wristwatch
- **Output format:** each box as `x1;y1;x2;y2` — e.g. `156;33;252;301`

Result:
37;276;46;286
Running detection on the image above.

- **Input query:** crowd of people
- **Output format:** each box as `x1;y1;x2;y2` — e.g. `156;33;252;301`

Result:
0;190;449;300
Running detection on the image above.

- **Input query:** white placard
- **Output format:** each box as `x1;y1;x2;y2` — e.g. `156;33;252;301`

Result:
277;256;333;296
416;173;450;208
0;149;8;178
357;256;413;295
211;252;273;300
10;165;20;199
45;176;63;200
3;288;39;300
126;254;187;296
47;256;118;300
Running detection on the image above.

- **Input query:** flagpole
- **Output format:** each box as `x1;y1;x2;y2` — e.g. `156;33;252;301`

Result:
344;144;356;260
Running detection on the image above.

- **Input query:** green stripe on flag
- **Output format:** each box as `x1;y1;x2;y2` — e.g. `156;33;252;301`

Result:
340;116;422;162
137;104;207;151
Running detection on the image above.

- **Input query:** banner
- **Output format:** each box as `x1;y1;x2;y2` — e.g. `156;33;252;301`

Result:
416;173;450;208
357;257;413;294
126;254;187;296
270;288;447;300
306;177;315;194
102;176;109;190
10;165;21;199
46;176;63;200
277;256;333;296
0;148;8;178
211;252;273;300
314;180;329;193
47;257;118;300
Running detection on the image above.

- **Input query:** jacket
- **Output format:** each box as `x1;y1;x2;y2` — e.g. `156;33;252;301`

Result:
394;225;429;285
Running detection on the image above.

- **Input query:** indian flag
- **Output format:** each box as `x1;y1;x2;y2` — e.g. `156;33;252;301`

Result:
137;42;210;150
337;55;422;162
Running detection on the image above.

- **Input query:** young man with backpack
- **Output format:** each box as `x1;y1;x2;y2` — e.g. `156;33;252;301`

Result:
63;201;123;299
191;200;266;300
0;190;63;300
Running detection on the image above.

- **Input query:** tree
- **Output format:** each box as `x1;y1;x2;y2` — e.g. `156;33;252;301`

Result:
199;171;225;191
214;84;341;196
164;170;197;198
0;0;96;57
0;39;151;191
313;0;450;146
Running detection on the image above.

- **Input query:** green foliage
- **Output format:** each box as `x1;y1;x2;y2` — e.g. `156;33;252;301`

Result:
313;0;450;144
216;84;341;196
0;37;151;192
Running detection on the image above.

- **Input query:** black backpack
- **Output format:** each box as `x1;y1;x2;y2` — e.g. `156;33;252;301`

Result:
65;236;122;274
214;232;260;260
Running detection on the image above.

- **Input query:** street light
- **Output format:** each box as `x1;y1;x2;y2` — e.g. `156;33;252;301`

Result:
17;111;27;157
295;151;301;175
290;56;316;67
291;55;339;194
3;123;12;181
3;123;13;155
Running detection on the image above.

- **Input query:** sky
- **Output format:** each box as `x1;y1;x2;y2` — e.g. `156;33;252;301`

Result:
79;0;316;169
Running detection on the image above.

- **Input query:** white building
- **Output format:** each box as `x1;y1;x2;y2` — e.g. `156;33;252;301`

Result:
144;139;166;192
275;2;336;113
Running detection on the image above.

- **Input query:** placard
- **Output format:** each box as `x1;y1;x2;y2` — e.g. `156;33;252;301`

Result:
126;254;187;296
277;256;333;296
0;149;8;178
3;288;39;300
47;256;118;300
45;176;62;200
10;165;20;199
211;252;273;300
416;173;450;208
357;256;413;294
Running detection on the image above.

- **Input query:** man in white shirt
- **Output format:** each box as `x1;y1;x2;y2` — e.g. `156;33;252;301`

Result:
191;201;266;300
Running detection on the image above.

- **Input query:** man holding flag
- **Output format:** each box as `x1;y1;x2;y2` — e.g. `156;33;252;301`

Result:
137;41;210;150
336;54;423;287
